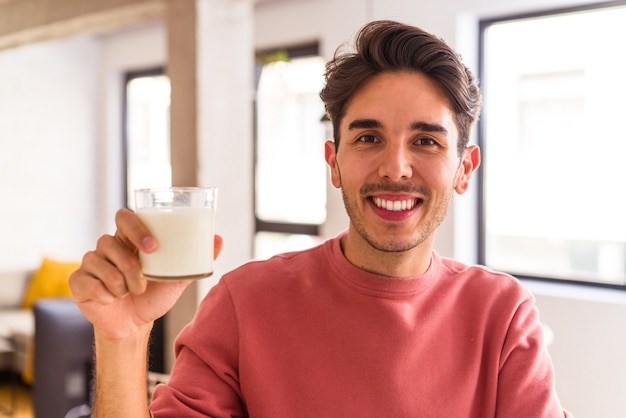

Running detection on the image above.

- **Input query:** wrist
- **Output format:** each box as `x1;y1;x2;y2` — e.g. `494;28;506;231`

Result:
94;320;154;344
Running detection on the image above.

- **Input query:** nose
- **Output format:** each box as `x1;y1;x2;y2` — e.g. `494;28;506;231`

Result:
378;143;413;180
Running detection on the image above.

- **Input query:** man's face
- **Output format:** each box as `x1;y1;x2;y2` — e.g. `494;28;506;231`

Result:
325;71;479;258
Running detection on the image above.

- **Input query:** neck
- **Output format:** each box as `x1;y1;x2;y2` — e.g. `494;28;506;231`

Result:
340;227;434;278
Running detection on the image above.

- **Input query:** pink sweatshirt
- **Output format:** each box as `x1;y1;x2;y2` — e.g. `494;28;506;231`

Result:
151;236;571;417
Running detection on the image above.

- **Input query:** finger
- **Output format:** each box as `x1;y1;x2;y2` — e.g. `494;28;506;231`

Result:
70;248;129;303
69;266;116;305
94;234;147;297
214;234;224;259
115;208;158;254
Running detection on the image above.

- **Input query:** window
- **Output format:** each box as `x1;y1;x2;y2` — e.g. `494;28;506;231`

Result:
123;68;171;373
123;68;172;209
254;45;327;259
479;3;626;287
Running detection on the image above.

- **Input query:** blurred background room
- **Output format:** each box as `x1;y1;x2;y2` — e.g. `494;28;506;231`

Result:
0;0;625;416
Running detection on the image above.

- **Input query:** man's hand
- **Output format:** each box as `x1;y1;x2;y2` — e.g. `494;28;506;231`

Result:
69;208;224;340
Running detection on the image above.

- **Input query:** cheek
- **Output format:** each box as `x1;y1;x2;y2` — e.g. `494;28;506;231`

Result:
416;160;456;184
335;156;371;191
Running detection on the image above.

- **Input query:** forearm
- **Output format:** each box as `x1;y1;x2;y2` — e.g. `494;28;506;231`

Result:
91;324;153;418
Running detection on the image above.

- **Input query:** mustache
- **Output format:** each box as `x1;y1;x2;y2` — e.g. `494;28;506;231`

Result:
360;182;430;197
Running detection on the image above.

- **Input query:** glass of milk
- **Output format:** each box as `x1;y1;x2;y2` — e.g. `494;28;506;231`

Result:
134;187;218;281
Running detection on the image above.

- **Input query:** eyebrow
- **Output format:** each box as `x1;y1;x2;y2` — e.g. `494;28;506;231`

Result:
348;119;382;130
348;118;449;135
410;121;449;135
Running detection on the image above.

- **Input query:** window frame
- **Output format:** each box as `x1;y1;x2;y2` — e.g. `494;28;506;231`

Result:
253;42;322;241
122;66;167;209
477;1;626;290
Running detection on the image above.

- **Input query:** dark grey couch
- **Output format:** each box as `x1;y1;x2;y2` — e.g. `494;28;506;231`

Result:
34;298;93;418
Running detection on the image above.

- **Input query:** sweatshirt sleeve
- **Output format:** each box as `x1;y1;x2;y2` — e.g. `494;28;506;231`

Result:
150;279;247;417
496;298;573;417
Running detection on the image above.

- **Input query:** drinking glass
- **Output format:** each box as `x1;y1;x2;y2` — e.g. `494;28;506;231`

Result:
134;187;218;280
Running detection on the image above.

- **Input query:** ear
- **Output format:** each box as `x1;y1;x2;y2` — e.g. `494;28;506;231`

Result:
325;140;341;189
454;145;481;194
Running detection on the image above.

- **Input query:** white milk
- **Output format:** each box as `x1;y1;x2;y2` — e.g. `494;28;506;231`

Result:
136;206;215;280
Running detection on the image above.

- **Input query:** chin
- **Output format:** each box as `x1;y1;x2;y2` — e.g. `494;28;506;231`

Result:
364;232;427;253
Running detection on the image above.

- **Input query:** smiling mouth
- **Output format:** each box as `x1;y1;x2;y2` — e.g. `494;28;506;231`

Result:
372;197;421;212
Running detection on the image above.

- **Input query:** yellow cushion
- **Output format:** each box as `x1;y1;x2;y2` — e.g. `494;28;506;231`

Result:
21;258;80;309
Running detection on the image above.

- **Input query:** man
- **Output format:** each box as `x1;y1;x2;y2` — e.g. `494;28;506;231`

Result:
70;20;571;417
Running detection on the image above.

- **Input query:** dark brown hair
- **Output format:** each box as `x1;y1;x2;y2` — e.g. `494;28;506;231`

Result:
320;20;481;155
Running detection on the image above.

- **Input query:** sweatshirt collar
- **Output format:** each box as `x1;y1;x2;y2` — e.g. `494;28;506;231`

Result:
326;233;441;298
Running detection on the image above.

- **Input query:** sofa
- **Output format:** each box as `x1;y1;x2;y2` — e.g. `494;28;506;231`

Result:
0;269;35;378
1;258;166;417
0;258;85;383
34;298;94;418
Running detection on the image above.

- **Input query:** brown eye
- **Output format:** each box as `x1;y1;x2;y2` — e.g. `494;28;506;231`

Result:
357;134;378;143
416;137;437;146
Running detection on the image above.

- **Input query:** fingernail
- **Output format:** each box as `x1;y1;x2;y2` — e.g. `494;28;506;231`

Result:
142;236;157;251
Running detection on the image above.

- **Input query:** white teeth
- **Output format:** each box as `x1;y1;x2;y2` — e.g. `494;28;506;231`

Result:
373;197;418;211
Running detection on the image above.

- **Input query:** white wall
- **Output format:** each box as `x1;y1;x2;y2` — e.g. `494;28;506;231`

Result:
527;281;626;418
0;35;100;269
